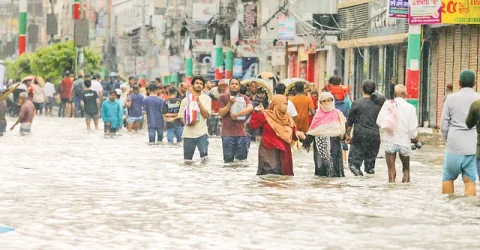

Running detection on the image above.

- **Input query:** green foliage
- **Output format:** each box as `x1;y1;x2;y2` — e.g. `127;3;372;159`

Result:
5;53;33;81
6;40;101;84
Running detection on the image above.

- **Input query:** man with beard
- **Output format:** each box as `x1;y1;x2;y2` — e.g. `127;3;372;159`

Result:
218;78;253;163
179;76;212;163
177;83;187;99
346;80;385;176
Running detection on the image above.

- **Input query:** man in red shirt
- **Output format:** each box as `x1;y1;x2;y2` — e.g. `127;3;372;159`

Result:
218;78;253;163
59;72;74;117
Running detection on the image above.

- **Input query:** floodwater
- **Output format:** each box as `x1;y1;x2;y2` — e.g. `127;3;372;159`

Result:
1;117;480;249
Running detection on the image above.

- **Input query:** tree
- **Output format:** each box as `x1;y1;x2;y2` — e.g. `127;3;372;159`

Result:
5;53;33;81
6;41;102;84
30;41;101;83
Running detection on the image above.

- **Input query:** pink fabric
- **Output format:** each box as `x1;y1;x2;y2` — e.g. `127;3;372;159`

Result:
309;108;341;130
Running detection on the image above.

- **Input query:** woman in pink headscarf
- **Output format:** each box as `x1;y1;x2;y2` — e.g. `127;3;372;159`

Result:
303;92;346;177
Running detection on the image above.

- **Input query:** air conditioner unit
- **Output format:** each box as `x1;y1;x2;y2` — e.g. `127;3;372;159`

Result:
312;14;339;31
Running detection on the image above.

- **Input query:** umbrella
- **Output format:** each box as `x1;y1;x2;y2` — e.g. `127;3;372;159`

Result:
35;76;45;87
22;76;35;82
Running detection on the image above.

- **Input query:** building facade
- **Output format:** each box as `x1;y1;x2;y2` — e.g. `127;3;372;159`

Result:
337;0;408;99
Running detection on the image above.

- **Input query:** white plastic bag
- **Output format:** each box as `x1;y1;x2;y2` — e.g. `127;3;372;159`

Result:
379;100;398;134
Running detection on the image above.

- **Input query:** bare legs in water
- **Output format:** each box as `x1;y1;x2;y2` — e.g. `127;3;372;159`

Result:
385;152;410;183
442;176;476;196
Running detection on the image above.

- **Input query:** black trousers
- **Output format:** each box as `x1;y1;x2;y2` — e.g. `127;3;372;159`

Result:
348;140;380;173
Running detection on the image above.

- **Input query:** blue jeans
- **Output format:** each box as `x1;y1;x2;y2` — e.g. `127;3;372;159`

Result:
74;95;83;118
167;126;183;144
148;127;164;143
183;134;209;160
221;136;250;162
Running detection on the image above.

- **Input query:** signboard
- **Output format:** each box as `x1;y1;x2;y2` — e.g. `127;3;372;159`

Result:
169;56;181;73
238;39;259;57
370;0;406;37
388;0;409;18
192;4;218;23
408;0;442;24
278;16;296;42
230;20;239;46
192;39;214;53
242;2;257;39
441;0;480;24
271;50;286;66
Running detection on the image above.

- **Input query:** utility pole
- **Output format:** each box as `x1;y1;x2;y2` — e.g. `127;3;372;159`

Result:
141;0;149;80
104;0;111;76
18;0;27;56
78;0;85;75
284;0;289;79
405;25;421;112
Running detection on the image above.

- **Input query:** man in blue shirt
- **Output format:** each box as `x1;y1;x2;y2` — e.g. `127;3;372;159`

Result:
101;90;123;136
162;87;183;144
143;84;165;143
127;85;144;133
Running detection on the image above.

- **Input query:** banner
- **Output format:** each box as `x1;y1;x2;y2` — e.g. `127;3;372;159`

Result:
242;2;257;39
389;0;409;18
441;0;480;24
230;20;239;46
278;16;296;42
408;0;442;24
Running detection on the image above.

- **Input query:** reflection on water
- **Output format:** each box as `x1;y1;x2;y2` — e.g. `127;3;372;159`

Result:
0;117;479;249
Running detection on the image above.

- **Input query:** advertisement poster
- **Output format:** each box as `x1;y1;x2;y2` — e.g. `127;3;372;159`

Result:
233;58;243;78
242;2;257;39
388;0;409;18
441;0;480;24
409;0;442;24
278;16;296;42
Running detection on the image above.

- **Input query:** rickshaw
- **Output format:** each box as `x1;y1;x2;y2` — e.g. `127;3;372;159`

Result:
282;78;317;95
241;78;273;100
256;72;280;91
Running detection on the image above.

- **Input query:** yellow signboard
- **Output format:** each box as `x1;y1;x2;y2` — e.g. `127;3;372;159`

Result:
442;0;480;24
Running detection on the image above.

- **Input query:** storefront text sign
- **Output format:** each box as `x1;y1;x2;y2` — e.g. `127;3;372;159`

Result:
441;0;480;24
389;0;409;18
370;1;406;37
408;0;442;24
278;16;296;42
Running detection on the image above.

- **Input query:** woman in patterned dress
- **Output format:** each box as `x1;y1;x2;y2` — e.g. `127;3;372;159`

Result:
303;92;346;177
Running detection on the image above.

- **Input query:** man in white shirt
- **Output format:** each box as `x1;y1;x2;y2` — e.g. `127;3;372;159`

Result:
179;76;212;163
377;84;418;183
90;74;103;97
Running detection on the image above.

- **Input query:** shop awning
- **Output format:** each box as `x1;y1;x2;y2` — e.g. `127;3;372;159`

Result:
337;33;408;49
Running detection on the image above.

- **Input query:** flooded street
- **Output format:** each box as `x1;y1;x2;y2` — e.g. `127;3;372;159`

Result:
1;117;480;249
